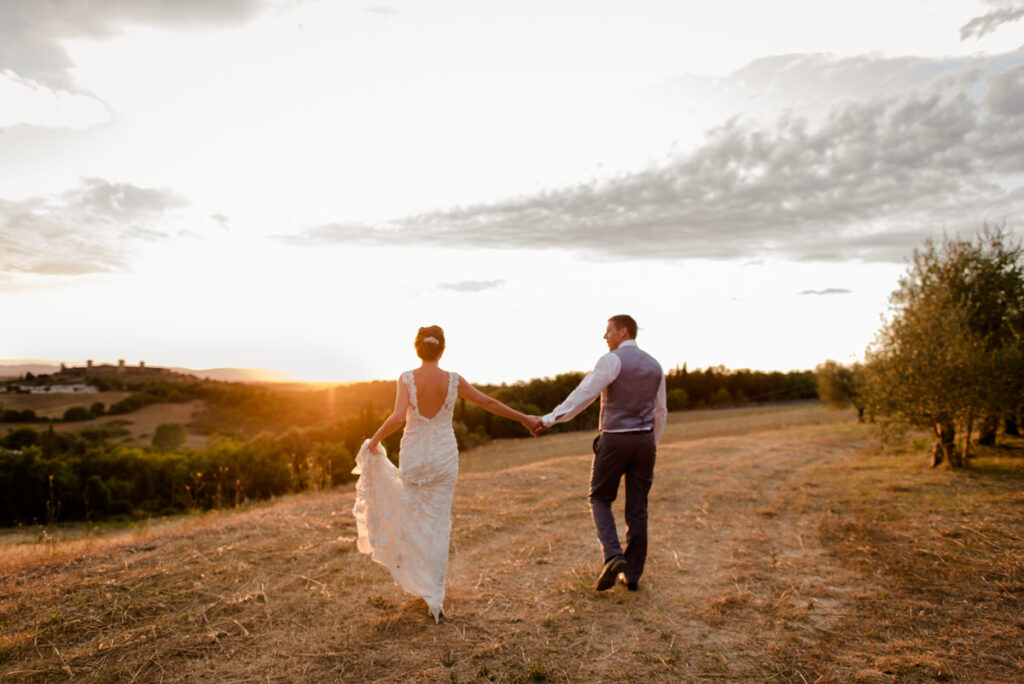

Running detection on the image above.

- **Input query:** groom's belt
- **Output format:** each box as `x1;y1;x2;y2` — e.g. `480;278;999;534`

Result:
602;428;653;435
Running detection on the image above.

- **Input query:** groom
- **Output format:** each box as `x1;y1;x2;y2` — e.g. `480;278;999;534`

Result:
537;315;666;591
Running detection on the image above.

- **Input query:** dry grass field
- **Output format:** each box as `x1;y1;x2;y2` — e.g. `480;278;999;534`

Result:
1;405;1022;682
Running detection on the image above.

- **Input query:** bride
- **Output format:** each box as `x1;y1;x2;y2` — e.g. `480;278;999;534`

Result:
352;325;541;622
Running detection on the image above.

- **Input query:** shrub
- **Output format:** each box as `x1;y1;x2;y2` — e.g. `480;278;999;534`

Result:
3;427;41;450
63;406;93;422
667;388;689;411
152;423;188;452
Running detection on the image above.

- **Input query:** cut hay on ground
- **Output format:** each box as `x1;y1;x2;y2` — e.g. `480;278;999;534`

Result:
1;409;1022;682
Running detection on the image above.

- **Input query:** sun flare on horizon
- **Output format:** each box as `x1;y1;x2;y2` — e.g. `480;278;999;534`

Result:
1;0;1022;383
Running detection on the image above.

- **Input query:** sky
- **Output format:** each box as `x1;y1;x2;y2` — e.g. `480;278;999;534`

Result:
1;0;1023;383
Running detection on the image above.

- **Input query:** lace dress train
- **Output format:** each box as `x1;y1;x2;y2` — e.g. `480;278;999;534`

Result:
352;370;460;622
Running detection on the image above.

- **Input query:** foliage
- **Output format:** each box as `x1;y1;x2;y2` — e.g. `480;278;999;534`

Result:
665;365;816;407
2;408;39;423
152;423;187;451
62;405;93;422
815;360;854;407
0;361;822;526
109;382;193;414
456;366;817;438
815;360;867;421
864;227;1024;466
667;388;689;411
0;423;357;525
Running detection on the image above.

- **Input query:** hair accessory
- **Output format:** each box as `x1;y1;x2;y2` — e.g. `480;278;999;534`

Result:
423;336;440;344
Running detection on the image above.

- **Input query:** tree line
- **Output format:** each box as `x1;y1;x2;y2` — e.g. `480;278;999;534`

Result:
0;365;817;525
2;402;108;423
0;410;380;527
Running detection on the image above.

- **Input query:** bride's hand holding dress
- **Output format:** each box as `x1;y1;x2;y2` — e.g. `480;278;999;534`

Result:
353;326;542;623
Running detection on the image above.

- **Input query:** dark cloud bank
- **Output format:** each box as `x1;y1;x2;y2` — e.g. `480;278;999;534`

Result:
288;51;1024;264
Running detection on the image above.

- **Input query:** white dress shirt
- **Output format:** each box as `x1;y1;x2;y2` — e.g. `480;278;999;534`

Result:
541;340;668;444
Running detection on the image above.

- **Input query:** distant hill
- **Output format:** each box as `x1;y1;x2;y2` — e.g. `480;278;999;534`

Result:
0;363;60;379
0;360;293;384
167;367;295;383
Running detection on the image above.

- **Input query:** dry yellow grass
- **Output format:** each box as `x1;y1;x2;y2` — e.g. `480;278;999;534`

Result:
1;406;1022;682
461;401;850;473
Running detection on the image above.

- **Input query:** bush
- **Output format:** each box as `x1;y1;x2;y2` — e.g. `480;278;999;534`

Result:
2;409;38;423
63;406;93;422
3;427;41;450
84;475;112;517
710;387;732;406
667;388;689;411
152;423;187;452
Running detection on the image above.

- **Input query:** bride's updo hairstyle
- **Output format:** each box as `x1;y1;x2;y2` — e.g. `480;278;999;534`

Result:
415;325;446;361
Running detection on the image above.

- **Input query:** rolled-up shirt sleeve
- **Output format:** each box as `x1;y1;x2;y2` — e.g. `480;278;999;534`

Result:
654;375;667;445
541;353;621;427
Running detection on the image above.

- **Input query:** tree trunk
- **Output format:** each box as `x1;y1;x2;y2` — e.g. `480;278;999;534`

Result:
1009;408;1023;437
961;413;973;464
977;413;999;446
856;406;865;423
933;420;957;467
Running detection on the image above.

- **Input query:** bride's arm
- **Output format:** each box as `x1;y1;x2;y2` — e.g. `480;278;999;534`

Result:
367;378;410;453
457;376;541;433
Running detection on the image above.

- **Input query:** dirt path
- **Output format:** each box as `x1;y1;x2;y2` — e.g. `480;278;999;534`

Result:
2;418;897;682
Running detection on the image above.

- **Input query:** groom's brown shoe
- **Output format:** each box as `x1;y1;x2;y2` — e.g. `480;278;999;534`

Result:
595;555;627;591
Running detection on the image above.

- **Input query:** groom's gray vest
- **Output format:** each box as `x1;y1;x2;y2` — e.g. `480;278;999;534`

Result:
600;344;663;433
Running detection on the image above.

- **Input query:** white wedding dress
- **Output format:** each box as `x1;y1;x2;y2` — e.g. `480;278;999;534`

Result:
352;370;460;622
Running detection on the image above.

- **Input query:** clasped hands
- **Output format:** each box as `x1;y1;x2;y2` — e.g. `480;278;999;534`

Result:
524;415;546;437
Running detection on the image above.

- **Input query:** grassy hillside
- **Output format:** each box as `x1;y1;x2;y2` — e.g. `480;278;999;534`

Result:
1;407;1022;682
1;397;207;448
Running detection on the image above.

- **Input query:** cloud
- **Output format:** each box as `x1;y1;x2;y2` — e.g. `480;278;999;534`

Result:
961;1;1024;39
799;288;852;296
364;6;399;16
0;178;188;276
436;279;506;293
286;51;1024;264
0;70;111;129
0;0;270;91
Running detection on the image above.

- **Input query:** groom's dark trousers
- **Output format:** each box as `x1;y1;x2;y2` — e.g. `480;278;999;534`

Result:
590;430;656;583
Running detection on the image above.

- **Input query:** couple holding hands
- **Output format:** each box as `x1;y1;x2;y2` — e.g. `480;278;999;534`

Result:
352;315;666;622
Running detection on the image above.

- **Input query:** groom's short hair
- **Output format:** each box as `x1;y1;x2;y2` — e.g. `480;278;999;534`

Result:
608;315;637;339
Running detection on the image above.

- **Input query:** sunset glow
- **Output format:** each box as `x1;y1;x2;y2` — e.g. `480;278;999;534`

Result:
2;1;1023;382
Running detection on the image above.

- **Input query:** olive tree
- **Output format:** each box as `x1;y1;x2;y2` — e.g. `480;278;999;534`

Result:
815;360;867;421
864;227;1024;467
